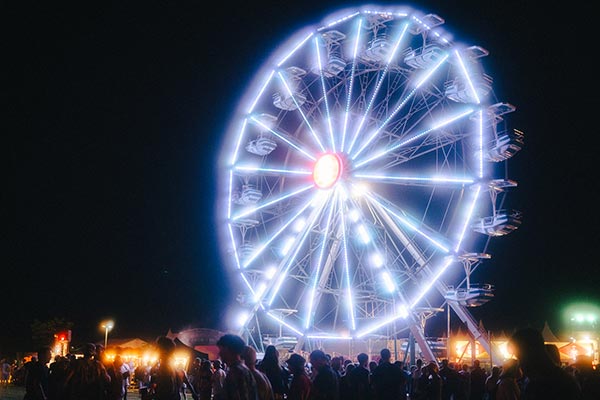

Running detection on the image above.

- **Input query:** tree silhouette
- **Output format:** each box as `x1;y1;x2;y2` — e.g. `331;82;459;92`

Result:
30;318;74;348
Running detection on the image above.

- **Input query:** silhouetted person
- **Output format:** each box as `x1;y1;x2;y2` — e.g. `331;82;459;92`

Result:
394;361;410;398
286;353;311;400
134;362;151;399
215;333;258;400
439;359;460;400
424;361;442;400
411;359;424;399
197;359;215;400
456;363;471;400
330;357;343;378
308;349;339;400
189;358;202;397
64;343;111;400
106;354;128;400
150;336;198;400
544;344;561;367
509;327;582;399
339;363;355;400
470;359;487;400
48;354;70;400
573;355;600;400
484;365;501;400
242;345;275;400
368;361;377;376
370;349;405;400
495;358;521;400
211;359;227;399
257;345;289;400
1;358;10;388
23;346;51;400
345;353;371;400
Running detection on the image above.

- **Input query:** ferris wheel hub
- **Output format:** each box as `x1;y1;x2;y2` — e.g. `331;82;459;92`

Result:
313;153;343;189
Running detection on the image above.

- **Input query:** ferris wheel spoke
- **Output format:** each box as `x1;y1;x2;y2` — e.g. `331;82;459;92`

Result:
266;311;304;336
266;196;329;306
354;121;474;172
338;192;356;330
268;225;310;306
242;197;315;269
341;18;363;152
350;53;450;161
354;172;475;187
314;37;336;151
409;256;454;308
364;191;451;253
342;195;405;301
248;115;316;161
346;23;410;155
231;184;314;221
276;71;326;152
353;107;475;169
305;190;339;330
234;165;312;177
365;196;451;311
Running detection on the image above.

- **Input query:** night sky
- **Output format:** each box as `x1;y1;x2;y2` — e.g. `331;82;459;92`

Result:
6;0;599;353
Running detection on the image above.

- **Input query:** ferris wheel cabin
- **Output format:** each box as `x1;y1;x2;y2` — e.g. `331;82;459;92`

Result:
445;284;495;307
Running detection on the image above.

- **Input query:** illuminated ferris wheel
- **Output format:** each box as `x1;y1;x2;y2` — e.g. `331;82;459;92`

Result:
217;5;523;359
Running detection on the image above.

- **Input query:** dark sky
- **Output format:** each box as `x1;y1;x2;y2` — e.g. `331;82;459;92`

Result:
6;1;599;352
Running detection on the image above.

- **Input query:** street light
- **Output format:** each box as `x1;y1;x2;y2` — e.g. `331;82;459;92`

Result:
101;320;114;348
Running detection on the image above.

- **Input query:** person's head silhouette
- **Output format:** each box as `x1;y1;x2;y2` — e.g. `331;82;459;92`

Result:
156;336;175;359
509;327;552;373
380;348;391;363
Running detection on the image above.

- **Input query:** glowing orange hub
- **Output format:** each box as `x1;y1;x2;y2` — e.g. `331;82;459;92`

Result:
313;153;342;189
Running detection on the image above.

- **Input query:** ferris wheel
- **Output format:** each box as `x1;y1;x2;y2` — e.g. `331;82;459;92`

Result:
217;5;523;360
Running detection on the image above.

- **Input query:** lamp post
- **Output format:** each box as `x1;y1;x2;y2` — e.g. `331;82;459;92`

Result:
101;320;114;348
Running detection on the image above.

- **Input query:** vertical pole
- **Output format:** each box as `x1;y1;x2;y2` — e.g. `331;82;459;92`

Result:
447;303;451;360
409;332;416;366
104;328;108;349
393;298;398;361
393;327;398;361
489;330;493;367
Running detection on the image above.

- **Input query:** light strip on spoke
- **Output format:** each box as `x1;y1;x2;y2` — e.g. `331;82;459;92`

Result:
347;23;409;154
314;37;336;151
278;72;326;152
341;18;362;152
249;116;316;161
235;166;312;175
243;198;315;269
232;184;313;220
355;108;474;168
305;191;336;329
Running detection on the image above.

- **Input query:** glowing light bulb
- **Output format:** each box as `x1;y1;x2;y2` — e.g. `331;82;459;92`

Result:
313;153;342;189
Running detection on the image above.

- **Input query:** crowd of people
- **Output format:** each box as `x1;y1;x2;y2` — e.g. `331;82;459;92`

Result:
7;327;600;400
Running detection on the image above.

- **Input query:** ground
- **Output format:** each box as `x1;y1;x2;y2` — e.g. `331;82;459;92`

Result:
0;385;148;399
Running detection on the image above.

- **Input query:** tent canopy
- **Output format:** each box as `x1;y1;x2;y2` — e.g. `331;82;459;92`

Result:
173;337;209;360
